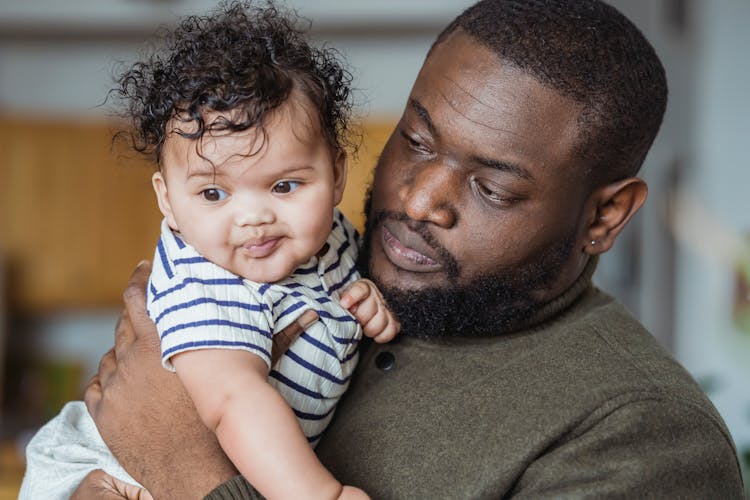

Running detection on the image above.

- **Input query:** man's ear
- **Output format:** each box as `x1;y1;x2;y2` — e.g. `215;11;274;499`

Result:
583;177;648;255
331;149;348;206
152;171;180;231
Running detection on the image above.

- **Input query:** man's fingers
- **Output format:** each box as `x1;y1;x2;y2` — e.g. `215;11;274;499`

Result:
84;374;102;418
71;469;151;500
110;475;154;500
114;308;133;355
113;262;151;360
271;309;318;367
97;347;117;387
123;261;156;341
123;260;151;306
122;260;162;348
71;470;123;500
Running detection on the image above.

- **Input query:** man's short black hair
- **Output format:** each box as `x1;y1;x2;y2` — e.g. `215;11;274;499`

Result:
114;0;354;165
435;0;668;185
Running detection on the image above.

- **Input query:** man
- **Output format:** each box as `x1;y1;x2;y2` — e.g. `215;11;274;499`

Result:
76;0;745;498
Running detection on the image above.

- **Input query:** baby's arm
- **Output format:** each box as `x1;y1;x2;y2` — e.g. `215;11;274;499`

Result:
171;349;367;499
339;278;400;343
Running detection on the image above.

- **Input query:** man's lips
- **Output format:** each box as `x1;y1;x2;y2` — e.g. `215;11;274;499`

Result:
380;222;442;272
241;237;280;258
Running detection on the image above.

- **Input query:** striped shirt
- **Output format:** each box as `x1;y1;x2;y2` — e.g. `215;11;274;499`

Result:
146;208;362;445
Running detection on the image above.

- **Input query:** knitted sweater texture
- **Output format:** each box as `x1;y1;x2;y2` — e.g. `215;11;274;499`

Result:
206;260;745;499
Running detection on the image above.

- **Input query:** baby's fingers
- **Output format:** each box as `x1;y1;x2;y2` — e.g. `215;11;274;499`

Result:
359;302;400;342
340;280;373;310
372;311;400;343
373;327;398;343
340;278;400;342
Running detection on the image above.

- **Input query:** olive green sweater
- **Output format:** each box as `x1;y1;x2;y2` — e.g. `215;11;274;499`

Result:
206;261;745;499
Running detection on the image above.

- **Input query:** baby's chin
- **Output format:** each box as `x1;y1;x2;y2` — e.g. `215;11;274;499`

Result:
233;269;293;284
228;262;299;284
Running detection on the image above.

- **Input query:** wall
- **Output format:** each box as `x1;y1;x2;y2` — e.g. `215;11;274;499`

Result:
674;0;750;472
0;0;475;118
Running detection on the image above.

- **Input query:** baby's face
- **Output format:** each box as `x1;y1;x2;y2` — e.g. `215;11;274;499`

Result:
152;94;347;283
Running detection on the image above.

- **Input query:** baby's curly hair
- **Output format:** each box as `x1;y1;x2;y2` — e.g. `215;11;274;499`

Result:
113;0;354;166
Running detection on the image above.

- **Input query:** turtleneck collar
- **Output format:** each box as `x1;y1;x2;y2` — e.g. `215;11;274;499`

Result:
501;255;598;334
396;255;599;342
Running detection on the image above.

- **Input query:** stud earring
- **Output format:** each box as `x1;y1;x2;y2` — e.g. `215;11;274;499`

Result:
590;240;596;246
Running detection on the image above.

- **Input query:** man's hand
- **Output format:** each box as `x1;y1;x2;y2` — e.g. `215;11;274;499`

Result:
83;261;314;499
84;261;237;499
71;470;153;500
339;278;399;343
272;308;319;366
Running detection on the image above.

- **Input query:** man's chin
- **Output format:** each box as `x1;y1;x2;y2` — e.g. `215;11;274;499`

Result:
366;243;558;338
358;187;576;337
363;235;576;339
376;278;540;338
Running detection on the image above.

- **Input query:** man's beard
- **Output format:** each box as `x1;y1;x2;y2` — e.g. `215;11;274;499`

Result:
357;190;576;338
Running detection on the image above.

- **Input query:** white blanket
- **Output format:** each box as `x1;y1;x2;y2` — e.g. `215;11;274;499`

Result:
19;401;139;499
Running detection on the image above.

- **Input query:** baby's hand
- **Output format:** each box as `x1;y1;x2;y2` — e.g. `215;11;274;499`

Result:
338;485;370;499
339;279;399;343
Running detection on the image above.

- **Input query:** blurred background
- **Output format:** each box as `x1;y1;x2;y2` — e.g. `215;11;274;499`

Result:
0;0;748;496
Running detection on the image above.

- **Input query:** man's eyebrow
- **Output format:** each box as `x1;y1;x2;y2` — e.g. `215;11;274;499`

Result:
471;155;533;180
410;98;438;137
409;97;532;180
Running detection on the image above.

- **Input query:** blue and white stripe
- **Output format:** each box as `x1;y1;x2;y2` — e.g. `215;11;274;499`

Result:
146;208;362;445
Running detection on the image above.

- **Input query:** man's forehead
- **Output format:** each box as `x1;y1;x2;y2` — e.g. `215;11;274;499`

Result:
407;31;583;179
418;33;579;130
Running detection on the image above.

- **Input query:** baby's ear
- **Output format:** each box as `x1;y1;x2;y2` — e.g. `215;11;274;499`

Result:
152;171;179;231
332;149;348;206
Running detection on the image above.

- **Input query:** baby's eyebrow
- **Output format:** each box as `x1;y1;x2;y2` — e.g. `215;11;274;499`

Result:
183;164;317;181
275;165;316;176
184;168;217;180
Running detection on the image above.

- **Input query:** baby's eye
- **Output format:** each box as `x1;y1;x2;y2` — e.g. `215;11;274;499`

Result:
200;188;228;202
272;181;300;194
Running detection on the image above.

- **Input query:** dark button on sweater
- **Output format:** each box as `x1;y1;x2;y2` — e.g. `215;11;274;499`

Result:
374;351;395;371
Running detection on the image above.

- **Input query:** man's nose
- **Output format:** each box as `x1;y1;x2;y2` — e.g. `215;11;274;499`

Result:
398;162;458;228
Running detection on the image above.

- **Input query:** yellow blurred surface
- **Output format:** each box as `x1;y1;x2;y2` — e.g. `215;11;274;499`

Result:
0;440;23;499
0;115;395;313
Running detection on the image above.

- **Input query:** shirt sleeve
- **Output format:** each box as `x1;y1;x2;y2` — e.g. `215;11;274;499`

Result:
147;222;275;371
152;275;275;371
203;475;261;500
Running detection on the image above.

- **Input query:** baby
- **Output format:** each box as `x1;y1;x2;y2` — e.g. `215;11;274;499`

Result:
20;2;397;499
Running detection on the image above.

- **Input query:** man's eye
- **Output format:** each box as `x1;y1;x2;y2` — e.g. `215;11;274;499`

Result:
201;188;228;202
400;130;432;154
472;178;515;206
272;180;300;194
